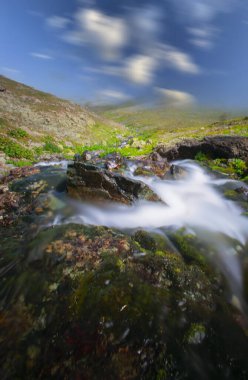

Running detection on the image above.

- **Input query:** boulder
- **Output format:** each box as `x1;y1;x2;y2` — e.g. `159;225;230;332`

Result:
155;136;248;161
67;162;161;204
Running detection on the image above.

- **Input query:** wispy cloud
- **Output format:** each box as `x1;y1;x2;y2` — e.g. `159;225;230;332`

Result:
95;89;130;104
46;16;71;29
171;0;234;23
157;44;200;74
1;66;20;75
30;53;54;60
156;87;196;107
187;26;219;49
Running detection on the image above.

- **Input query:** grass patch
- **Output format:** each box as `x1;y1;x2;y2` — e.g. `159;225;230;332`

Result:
6;159;33;167
0;136;34;160
8;127;28;139
43;136;62;154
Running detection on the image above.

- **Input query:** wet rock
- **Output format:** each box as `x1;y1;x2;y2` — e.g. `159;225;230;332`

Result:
163;164;188;180
104;152;124;171
184;323;206;345
133;156;170;178
67;162;161;204
0;166;40;184
81;150;92;161
155;136;248;161
235;186;248;202
149;152;164;162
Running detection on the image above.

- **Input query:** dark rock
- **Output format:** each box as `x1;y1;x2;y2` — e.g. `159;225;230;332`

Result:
235;186;248;201
0;85;6;92
81;150;92;161
104;152;124;170
155;136;248;161
149;152;165;162
163;164;188;180
67;162;161;204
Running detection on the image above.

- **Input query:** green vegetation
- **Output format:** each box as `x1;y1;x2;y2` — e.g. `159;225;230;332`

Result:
195;154;248;180
230;158;247;176
7;127;28;139
195;151;208;161
43;136;62;154
0;136;34;160
6;159;33;167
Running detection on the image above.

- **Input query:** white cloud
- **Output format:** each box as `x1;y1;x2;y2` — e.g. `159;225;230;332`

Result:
171;0;234;23
46;16;70;29
74;8;128;60
131;5;161;36
30;53;53;60
187;26;219;49
125;55;157;85
156;88;196;107
96;89;130;104
190;38;213;49
1;67;20;75
156;44;200;74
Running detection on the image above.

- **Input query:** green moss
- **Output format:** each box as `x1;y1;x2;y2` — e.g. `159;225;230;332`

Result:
195;151;208;161
169;230;208;269
184;323;206;345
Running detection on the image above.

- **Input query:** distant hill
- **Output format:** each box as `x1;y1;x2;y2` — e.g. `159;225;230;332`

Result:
0;75;126;165
99;103;248;147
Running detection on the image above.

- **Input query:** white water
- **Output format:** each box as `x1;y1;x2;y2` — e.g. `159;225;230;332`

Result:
51;160;248;306
62;160;248;242
34;160;70;169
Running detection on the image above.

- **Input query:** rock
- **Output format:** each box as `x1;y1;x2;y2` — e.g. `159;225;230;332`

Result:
67;162;161;204
104;153;125;170
133;156;170;178
0;85;6;92
149;152;164;162
81;150;92;161
163;164;188;180
155;136;248;161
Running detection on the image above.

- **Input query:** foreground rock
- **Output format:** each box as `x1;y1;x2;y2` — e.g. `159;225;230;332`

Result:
156;136;248;161
67;161;161;204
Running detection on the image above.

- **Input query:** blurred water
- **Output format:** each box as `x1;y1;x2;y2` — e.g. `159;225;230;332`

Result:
50;160;248;306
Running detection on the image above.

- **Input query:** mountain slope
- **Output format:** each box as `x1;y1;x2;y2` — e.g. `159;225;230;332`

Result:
0;76;126;165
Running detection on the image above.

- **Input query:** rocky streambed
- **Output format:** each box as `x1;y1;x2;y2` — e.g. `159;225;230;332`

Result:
1;136;248;380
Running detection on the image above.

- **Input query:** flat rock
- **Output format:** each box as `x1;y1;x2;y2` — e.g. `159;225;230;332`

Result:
155;136;248;161
67;162;161;204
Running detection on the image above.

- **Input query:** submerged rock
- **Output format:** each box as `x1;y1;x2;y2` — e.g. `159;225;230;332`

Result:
67;162;161;204
156;136;248;161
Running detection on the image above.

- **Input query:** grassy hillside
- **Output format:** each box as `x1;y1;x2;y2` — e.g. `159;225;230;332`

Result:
0;75;126;166
101;104;248;145
1;75;248;169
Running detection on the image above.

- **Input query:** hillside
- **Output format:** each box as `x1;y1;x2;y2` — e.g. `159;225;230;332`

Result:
0;75;126;167
100;104;248;147
1;75;248;171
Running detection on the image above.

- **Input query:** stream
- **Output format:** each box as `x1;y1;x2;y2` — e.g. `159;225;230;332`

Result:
1;159;248;379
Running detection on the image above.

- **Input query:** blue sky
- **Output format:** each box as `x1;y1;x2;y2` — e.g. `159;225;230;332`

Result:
1;0;248;108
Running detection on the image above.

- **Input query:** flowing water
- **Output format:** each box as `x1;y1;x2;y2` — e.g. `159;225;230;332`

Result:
1;159;248;379
50;160;248;307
